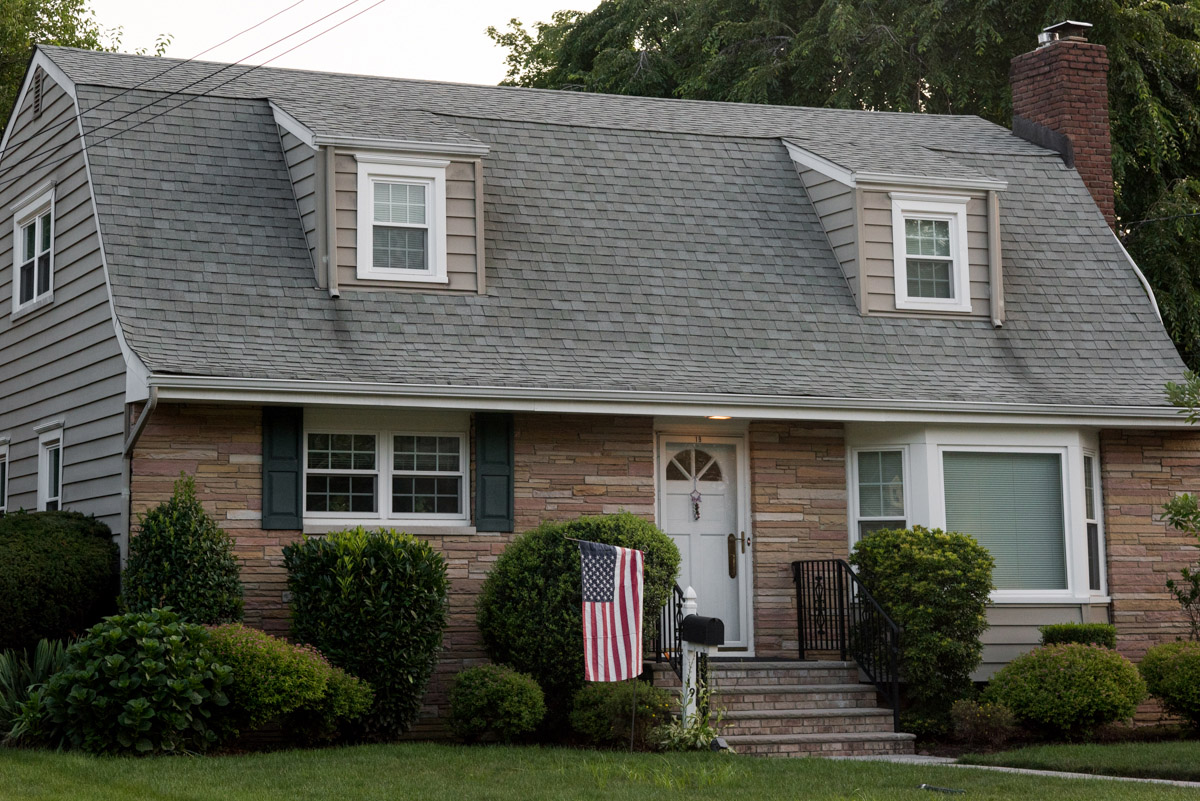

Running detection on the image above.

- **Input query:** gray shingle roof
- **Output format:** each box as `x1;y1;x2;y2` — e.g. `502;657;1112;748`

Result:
51;47;1186;408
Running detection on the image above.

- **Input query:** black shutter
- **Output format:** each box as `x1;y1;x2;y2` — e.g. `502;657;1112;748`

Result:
262;406;303;530
475;413;514;532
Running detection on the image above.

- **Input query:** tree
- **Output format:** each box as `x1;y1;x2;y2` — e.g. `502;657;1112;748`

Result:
0;1;107;122
489;1;1200;367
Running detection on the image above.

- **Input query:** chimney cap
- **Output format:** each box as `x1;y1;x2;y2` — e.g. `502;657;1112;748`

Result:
1042;20;1093;41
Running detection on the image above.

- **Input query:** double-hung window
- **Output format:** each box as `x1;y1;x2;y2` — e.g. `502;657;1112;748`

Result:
37;428;63;512
305;433;378;514
943;450;1067;591
355;156;448;283
0;439;8;514
12;185;54;315
1084;453;1104;592
854;450;907;537
890;193;971;313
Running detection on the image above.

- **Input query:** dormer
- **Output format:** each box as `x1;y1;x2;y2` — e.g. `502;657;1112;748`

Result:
784;139;1007;326
272;103;489;296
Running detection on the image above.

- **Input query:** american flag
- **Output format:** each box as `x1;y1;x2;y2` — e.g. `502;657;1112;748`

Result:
579;540;644;682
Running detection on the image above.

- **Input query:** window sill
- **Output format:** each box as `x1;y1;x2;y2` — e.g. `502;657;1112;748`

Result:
988;592;1104;605
893;298;973;314
302;519;475;535
11;292;54;321
354;269;449;284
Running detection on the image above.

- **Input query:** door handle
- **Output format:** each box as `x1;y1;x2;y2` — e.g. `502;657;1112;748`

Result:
740;530;751;553
727;533;737;579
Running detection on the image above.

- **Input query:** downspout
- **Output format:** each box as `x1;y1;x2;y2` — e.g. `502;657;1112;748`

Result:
987;190;1004;328
124;386;158;457
324;145;339;298
121;385;157;564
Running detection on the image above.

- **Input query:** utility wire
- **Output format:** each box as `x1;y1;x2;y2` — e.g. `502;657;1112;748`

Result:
0;0;308;165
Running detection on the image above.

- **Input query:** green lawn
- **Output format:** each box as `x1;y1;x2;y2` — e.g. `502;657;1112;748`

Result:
961;740;1200;783
0;743;1194;801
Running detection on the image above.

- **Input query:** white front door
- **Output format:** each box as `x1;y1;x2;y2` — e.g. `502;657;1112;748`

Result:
658;436;752;651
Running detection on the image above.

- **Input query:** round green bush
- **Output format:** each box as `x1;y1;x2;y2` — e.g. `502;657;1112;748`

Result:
1140;640;1200;729
206;623;372;738
570;679;674;750
850;525;993;733
13;609;233;755
449;665;545;743
476;513;680;724
986;643;1147;738
0;511;119;651
123;475;243;624
284;527;448;739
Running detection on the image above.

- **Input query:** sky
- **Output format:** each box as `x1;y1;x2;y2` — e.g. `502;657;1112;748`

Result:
87;0;598;85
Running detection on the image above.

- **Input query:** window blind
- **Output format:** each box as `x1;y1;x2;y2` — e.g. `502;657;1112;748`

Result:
943;451;1067;590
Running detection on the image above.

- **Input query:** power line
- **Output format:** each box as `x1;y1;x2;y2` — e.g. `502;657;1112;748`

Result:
1;0;365;178
1124;210;1200;230
0;0;388;197
0;0;309;165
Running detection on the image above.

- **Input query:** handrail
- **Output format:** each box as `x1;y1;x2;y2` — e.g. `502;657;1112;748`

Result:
652;583;686;679
791;559;902;732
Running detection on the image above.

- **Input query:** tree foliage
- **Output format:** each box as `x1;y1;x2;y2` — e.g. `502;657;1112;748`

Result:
0;1;106;121
489;0;1200;366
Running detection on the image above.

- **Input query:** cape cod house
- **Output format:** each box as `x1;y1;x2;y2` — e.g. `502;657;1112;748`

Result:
1;23;1196;754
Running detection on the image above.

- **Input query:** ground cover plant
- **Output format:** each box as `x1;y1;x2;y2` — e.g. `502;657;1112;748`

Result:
0;742;1195;800
961;740;1200;783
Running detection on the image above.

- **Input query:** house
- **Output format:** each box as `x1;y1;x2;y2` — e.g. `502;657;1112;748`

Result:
0;22;1195;753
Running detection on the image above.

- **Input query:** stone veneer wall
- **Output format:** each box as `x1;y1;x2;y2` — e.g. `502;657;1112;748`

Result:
748;421;848;656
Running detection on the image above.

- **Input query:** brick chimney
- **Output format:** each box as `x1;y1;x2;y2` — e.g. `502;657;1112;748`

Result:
1010;20;1114;228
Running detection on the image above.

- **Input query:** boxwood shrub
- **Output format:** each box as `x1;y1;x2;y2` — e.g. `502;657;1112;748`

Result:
570;679;674;750
449;665;545;743
0;510;119;651
475;513;680;724
12;609;233;755
205;623;372;739
284;527;448;739
122;475;243;624
986;643;1146;738
1140;640;1200;728
850;525;993;734
1039;623;1117;649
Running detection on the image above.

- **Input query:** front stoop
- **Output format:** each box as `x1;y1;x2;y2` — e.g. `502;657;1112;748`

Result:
655;660;914;758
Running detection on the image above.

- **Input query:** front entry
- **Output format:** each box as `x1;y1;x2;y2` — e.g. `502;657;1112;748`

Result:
658;436;752;651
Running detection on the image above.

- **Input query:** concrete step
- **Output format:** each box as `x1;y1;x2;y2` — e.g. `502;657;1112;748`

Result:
713;683;881;712
719;707;895;736
723;731;916;758
707;661;860;687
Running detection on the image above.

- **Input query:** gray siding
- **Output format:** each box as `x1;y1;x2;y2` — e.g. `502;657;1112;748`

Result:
861;189;991;317
975;603;1111;679
0;74;127;537
278;128;318;269
797;167;858;302
334;152;480;292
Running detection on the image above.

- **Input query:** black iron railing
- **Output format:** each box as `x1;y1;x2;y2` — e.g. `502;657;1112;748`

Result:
791;559;901;731
652;584;686;678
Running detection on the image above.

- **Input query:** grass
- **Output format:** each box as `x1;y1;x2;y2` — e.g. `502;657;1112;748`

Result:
0;743;1195;801
961;740;1200;783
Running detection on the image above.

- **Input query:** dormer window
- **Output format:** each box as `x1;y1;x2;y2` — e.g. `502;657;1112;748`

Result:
12;184;54;315
355;155;448;284
890;193;971;313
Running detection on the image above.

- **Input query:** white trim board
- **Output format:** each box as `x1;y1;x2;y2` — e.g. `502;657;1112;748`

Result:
783;139;1008;192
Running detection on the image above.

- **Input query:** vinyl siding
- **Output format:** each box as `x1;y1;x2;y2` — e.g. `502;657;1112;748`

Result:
0;73;126;537
278;128;318;269
861;188;991;316
796;167;858;301
975;603;1111;679
333;152;480;292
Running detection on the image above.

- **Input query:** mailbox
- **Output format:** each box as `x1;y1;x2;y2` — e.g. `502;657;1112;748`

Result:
680;614;725;647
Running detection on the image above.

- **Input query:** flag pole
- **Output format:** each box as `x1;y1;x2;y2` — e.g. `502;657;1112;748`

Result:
630;674;637;753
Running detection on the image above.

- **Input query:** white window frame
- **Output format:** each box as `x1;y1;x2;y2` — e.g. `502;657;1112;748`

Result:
890;192;972;313
11;183;55;316
936;444;1074;602
0;438;9;514
355;155;449;284
302;427;469;526
37;426;64;512
849;447;910;543
1083;451;1107;596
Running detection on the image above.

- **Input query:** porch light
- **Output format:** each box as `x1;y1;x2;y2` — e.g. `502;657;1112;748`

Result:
706;415;732;420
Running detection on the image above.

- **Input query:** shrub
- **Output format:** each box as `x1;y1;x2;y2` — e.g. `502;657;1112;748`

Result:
1039;623;1117;649
0;511;119;651
476;514;680;723
205;623;371;738
123;475;243;624
449;665;545;743
284;527;448;738
850;525;993;732
986;644;1146;738
12;609;232;754
291;663;374;743
950;699;1019;747
1140;640;1200;729
0;639;69;736
570;680;674;749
